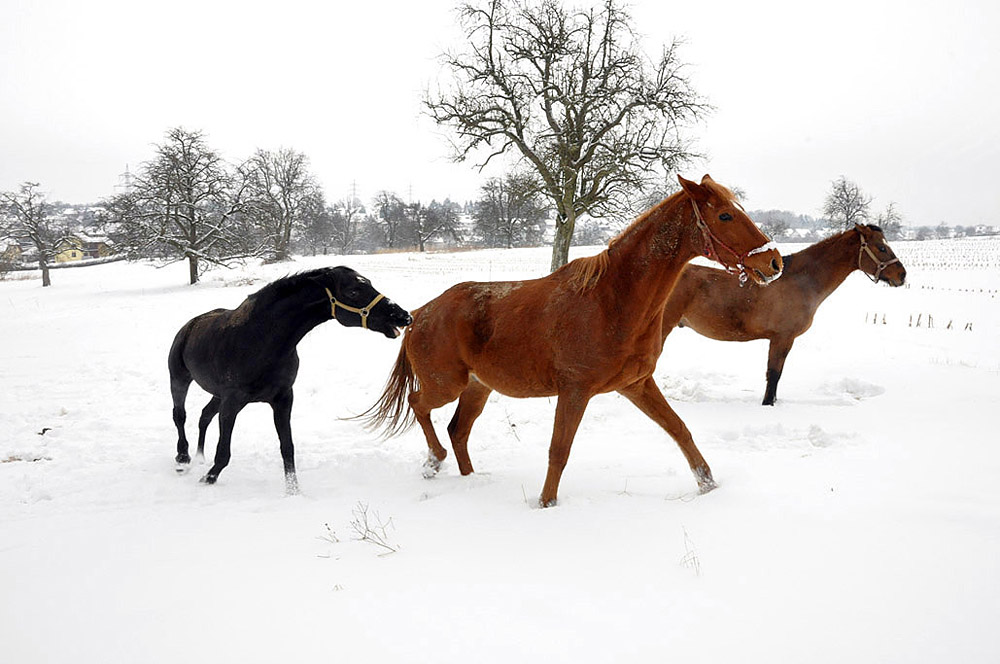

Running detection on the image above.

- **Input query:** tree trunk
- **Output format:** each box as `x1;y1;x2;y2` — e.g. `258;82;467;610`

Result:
188;255;199;285
549;210;576;272
39;259;51;287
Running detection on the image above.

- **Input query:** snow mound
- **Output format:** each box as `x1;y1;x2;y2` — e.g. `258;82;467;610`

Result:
818;377;886;402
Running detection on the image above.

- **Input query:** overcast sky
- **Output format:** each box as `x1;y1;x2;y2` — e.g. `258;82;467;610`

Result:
2;0;998;227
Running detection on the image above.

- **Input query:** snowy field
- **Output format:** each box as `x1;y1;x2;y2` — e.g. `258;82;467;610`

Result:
2;238;999;663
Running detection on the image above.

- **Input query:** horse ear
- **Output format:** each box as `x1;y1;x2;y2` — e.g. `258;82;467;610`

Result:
677;175;709;203
854;223;866;233
700;174;716;186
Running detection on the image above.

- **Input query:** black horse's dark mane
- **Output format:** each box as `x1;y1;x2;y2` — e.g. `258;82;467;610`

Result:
247;268;330;306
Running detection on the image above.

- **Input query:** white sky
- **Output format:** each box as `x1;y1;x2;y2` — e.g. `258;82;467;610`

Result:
2;0;998;226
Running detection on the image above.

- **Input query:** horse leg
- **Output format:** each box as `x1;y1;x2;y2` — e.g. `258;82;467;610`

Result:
271;388;299;495
539;391;591;507
201;397;246;485
196;396;220;461
763;338;794;406
171;376;192;469
409;384;462;477
445;379;493;475
618;377;716;493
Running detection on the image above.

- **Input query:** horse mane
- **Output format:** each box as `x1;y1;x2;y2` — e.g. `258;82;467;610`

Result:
247;269;327;306
562;190;693;292
561;251;612;292
786;224;886;270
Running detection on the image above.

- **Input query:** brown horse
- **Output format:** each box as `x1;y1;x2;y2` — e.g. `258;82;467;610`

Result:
364;175;783;506
661;223;906;406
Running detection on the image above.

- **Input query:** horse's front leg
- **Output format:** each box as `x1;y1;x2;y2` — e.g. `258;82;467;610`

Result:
539;390;591;507
618;377;716;494
763;338;794;406
271;389;299;495
201;397;246;485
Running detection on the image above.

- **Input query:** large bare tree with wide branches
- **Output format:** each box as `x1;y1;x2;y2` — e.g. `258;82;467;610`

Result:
109;127;251;284
426;0;708;270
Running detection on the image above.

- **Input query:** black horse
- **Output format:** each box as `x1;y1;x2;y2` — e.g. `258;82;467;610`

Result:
169;266;412;492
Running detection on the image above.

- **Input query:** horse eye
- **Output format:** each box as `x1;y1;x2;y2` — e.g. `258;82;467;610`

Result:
719;213;733;222
878;246;887;253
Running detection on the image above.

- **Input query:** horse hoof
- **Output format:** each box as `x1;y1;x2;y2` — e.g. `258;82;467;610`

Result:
175;464;190;475
421;456;442;479
694;466;717;494
199;474;217;485
697;479;718;495
539;497;558;508
285;478;300;495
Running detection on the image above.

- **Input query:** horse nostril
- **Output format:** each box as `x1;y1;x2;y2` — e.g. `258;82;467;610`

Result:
770;258;780;273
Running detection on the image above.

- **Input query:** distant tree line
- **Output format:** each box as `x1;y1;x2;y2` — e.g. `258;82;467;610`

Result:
1;126;557;285
750;176;998;244
5;144;997;288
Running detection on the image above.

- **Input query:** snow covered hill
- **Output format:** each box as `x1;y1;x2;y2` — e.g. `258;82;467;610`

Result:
2;240;998;663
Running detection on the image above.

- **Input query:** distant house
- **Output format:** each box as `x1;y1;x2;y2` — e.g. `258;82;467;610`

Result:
54;236;85;263
77;232;114;259
0;237;22;266
53;232;114;263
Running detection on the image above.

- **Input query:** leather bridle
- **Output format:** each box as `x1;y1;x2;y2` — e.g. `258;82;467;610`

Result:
855;225;900;283
690;199;777;285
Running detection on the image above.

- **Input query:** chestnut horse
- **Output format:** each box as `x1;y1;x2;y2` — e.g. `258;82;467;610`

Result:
661;224;906;406
364;175;783;506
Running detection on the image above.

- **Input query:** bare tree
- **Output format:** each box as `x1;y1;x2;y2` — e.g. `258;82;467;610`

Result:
0;182;69;287
753;210;793;241
405;200;463;252
473;171;549;247
823;176;873;230
875;201;903;240
426;0;708;270
243;148;322;262
109;127;252;284
330;195;366;254
371;191;408;249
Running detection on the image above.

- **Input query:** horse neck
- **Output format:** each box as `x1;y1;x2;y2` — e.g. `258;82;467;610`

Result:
600;198;698;321
246;287;330;352
792;230;860;301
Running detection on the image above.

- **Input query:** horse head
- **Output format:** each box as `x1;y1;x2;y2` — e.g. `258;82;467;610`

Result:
678;174;783;286
317;266;412;338
854;224;906;286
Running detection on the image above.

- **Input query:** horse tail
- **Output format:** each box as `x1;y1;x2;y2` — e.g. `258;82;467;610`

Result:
359;342;417;437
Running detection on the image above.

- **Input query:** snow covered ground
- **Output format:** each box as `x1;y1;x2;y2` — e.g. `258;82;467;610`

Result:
2;239;999;663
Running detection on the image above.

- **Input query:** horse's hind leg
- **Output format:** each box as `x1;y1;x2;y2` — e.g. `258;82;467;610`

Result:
763;338;794;406
409;383;463;477
271;388;299;495
201;397;246;485
171;377;192;469
196;396;220;460
618;377;716;494
446;379;493;475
